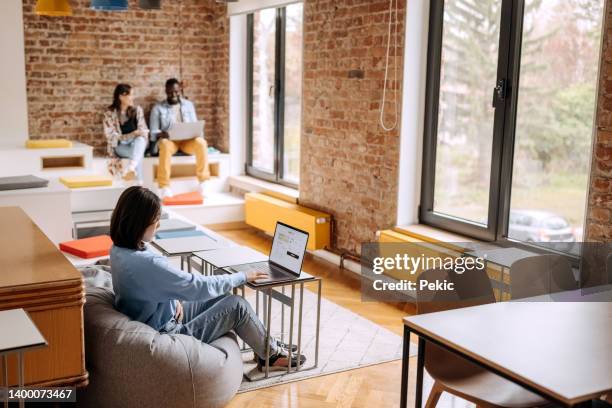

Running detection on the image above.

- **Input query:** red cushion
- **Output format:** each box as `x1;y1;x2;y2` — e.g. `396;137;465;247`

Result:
59;235;113;259
163;192;203;206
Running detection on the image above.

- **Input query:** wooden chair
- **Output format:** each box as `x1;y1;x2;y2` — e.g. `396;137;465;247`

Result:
509;254;576;300
416;267;551;408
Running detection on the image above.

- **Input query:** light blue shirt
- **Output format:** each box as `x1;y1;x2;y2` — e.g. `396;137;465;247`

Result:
149;98;198;143
110;244;246;331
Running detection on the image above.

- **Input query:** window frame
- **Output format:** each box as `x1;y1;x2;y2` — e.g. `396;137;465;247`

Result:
420;0;546;243
246;6;299;189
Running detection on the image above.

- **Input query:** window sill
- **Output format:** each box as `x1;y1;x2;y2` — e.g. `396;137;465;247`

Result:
392;224;497;253
229;175;299;203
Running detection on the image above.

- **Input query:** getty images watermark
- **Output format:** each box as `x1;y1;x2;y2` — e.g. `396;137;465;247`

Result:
360;242;612;303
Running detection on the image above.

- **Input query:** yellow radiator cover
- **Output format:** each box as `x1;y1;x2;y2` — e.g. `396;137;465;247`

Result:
378;228;506;300
244;193;330;250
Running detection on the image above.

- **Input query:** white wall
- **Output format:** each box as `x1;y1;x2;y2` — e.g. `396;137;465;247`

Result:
229;15;247;176
396;0;430;226
0;0;29;147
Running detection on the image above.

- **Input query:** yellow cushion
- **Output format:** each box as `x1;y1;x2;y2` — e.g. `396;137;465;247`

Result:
26;139;73;149
59;175;113;188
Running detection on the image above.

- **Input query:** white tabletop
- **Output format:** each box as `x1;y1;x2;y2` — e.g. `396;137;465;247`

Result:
404;302;612;405
152;235;231;255
0;309;47;353
518;284;612;302
192;246;268;268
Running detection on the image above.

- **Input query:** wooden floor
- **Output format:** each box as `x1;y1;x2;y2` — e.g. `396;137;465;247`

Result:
210;225;424;408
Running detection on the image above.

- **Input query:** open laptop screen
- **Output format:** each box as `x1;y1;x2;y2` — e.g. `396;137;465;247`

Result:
269;223;309;275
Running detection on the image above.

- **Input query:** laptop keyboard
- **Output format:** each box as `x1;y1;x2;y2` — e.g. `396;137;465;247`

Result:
232;263;272;274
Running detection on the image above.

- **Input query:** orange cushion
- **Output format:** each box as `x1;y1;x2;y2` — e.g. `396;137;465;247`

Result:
163;192;203;206
59;235;113;259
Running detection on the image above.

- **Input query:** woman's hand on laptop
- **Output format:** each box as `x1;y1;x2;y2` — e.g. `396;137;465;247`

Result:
245;271;270;283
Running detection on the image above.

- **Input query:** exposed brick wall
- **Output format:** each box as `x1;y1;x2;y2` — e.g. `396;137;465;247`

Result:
23;0;229;155
299;0;406;253
586;0;612;241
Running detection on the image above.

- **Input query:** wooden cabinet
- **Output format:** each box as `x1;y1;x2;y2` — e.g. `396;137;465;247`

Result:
0;207;87;387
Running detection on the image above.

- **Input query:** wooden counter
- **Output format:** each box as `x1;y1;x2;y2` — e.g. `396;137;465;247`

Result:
0;206;87;387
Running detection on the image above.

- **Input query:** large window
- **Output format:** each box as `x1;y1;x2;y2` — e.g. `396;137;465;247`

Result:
247;3;303;187
421;0;603;247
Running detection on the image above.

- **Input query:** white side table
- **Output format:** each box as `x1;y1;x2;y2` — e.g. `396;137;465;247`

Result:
0;309;47;408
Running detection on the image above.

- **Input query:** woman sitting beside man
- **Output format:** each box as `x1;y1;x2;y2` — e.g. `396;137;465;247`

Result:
103;84;149;181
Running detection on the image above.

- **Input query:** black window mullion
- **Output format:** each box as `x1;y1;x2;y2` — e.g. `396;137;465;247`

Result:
496;0;525;240
274;8;285;183
487;0;517;239
419;0;443;225
246;13;254;173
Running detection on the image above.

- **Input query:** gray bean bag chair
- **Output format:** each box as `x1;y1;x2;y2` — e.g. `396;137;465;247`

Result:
77;288;243;408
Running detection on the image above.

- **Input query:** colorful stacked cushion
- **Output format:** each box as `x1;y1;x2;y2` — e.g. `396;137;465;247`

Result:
162;192;203;206
59;175;113;188
0;175;48;191
59;235;113;259
25;139;73;149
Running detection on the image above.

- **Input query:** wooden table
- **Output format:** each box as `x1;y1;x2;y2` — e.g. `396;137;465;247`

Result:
400;302;612;407
0;207;87;387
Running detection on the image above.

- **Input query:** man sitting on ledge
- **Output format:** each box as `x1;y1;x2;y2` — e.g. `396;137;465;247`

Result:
150;78;210;199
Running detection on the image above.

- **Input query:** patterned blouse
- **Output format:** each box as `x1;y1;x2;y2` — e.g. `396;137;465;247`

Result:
102;106;149;175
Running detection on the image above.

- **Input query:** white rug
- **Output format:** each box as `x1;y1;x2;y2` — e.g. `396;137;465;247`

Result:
236;286;416;393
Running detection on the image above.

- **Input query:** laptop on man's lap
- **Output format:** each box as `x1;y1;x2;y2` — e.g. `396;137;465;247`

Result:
228;222;309;286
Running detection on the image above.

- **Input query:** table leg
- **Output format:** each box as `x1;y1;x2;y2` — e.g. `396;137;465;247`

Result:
501;266;507;301
287;284;296;374
400;326;411;408
2;354;8;408
265;288;273;379
262;291;268;328
241;285;247;350
187;255;192;273
17;352;24;408
315;280;322;368
256;290;259;318
296;282;304;372
415;337;425;408
180;256;184;271
281;286;285;344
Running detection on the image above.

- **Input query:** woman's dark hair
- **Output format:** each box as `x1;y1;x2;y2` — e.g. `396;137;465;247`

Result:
110;186;161;250
109;83;136;120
